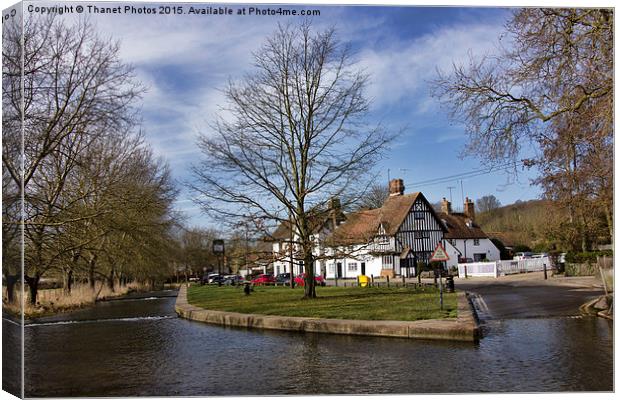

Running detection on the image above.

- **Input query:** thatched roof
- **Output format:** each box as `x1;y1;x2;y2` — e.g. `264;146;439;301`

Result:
328;192;444;245
438;212;489;239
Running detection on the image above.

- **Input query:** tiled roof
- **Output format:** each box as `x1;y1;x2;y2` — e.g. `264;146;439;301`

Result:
438;212;489;239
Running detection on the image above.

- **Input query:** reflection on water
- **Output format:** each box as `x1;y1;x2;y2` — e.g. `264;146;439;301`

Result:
6;292;613;396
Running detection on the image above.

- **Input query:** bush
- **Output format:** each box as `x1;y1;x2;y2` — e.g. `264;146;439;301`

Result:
513;244;532;253
565;250;612;264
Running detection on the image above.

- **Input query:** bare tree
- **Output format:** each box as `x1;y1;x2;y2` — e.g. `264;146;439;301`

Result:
190;22;393;298
432;8;612;250
476;195;501;213
356;183;388;210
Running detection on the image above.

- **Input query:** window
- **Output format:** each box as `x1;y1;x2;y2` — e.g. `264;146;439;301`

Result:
382;255;393;269
328;263;335;273
473;239;480;246
449;239;456;246
348;262;357;272
375;235;389;245
415;231;430;239
414;211;425;220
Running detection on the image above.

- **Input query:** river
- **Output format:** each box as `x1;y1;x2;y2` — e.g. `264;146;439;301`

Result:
2;288;613;396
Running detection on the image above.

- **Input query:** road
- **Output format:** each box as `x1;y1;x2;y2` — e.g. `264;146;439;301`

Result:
454;272;606;320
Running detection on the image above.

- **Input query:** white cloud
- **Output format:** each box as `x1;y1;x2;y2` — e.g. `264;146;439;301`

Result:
357;22;506;110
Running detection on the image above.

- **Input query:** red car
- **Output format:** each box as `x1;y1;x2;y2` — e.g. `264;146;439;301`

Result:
251;274;275;285
294;273;326;287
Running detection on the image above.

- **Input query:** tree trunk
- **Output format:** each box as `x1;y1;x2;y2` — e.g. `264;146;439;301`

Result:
303;253;316;299
63;269;73;295
24;274;40;305
108;269;115;292
89;254;97;290
5;274;18;304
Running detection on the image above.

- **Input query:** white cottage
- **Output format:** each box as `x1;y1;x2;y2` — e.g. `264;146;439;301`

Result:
438;197;501;269
270;198;345;277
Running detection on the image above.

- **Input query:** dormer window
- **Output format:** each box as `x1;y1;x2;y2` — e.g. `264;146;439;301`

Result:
466;220;473;228
375;235;389;245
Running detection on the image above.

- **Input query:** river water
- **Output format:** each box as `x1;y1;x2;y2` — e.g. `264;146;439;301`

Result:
2;289;613;396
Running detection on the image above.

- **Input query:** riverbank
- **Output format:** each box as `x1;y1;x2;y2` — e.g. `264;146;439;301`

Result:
176;285;480;341
2;282;180;319
580;294;613;320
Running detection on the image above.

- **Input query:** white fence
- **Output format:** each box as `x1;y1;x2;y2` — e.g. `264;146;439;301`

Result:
458;257;552;278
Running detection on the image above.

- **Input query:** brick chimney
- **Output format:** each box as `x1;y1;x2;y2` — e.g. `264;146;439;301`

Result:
329;197;343;227
464;197;475;220
388;179;405;196
441;197;452;214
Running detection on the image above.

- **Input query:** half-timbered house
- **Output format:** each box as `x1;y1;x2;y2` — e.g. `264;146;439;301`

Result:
324;179;447;278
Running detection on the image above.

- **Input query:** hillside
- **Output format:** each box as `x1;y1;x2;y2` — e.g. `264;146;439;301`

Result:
476;199;564;251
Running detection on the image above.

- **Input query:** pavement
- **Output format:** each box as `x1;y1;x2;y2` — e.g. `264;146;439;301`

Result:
453;272;607;320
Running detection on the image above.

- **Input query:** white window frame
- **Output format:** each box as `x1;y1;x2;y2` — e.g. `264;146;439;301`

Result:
382;255;393;269
347;262;357;272
473;239;480;246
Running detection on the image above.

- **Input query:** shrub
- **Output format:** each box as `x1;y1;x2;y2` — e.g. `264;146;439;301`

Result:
565;250;612;264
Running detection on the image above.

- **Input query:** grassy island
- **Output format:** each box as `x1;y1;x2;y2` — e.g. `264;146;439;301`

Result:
187;284;458;321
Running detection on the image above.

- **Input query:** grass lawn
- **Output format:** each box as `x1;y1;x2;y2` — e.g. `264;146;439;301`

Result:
187;284;458;321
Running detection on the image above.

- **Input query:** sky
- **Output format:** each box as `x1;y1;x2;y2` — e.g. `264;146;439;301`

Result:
8;1;546;227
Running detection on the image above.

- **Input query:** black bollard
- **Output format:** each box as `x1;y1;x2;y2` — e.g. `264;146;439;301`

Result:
543;263;548;280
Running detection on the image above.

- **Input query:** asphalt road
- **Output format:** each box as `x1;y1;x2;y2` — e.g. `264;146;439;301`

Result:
455;273;605;320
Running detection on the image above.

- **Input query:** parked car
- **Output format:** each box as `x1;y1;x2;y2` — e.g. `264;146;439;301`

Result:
514;252;533;260
200;273;218;285
251;274;275;285
294;273;326;287
223;275;245;285
275;273;292;284
209;275;226;285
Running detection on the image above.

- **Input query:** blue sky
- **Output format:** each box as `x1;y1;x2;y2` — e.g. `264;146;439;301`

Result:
20;2;543;226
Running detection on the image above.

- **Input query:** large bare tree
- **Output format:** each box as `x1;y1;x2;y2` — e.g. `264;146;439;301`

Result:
432;8;613;250
191;22;393;298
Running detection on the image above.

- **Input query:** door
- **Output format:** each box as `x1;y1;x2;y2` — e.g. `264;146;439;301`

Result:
361;262;366;275
337;262;342;278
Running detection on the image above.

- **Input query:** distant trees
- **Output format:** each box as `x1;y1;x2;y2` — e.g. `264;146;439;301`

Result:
2;16;177;304
177;227;219;279
433;9;613;251
191;22;393;298
476;195;501;213
357;183;388;210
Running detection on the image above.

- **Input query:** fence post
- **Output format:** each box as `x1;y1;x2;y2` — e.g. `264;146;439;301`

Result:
387;275;390;288
464;265;468;279
371;274;374;287
599;263;609;296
